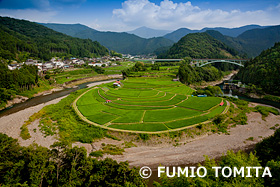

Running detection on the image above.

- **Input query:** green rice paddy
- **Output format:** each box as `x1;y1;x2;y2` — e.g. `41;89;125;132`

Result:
74;77;227;133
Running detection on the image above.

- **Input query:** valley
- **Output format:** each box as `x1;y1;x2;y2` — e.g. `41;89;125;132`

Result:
1;14;280;187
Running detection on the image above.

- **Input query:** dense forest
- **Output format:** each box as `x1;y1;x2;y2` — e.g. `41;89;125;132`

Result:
237;42;280;95
158;32;239;59
1;127;280;186
0;63;38;107
0;17;109;61
0;133;145;186
177;59;223;85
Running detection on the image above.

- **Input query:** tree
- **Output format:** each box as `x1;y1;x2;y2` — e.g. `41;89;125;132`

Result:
156;151;264;186
151;64;160;71
0;133;146;186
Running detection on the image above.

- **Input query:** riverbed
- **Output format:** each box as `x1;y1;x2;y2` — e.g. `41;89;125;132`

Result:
0;79;117;148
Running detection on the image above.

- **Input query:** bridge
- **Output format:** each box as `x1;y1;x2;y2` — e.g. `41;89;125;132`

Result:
132;58;248;67
191;59;247;67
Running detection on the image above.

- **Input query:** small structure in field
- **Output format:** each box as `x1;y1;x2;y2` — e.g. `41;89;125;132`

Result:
113;80;121;87
197;94;207;97
219;101;224;106
105;100;111;103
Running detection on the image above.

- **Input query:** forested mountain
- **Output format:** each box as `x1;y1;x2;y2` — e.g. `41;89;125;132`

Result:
237;42;280;95
205;30;248;57
163;25;263;42
164;25;280;58
41;23;174;55
236;25;280;57
158;32;239;59
0;17;108;61
127;26;171;38
202;26;280;58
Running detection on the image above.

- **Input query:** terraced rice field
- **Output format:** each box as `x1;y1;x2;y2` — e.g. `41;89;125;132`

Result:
74;77;227;133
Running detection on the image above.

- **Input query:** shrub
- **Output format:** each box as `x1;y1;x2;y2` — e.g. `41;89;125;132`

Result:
138;133;150;141
90;150;103;157
44;74;50;79
213;114;225;125
254;105;279;120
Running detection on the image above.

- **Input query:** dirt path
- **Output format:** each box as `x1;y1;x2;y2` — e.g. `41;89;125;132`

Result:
105;112;280;169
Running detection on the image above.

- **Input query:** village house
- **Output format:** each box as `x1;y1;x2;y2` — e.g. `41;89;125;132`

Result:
7;64;18;70
88;63;103;67
42;62;54;70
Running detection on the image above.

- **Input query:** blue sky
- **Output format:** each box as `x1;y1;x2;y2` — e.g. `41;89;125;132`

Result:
0;0;280;31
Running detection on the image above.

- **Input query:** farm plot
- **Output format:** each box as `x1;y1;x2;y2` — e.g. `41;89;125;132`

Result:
75;77;227;133
177;97;222;111
113;94;186;106
143;107;203;122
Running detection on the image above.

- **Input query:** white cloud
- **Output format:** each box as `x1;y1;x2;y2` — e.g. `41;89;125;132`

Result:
112;0;280;30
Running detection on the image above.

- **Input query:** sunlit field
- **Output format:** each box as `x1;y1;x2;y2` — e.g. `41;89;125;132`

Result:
75;77;226;132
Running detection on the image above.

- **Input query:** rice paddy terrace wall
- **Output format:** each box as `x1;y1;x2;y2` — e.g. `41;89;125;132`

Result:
73;78;228;133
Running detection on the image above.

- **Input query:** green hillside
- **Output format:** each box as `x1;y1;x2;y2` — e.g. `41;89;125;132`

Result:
0;17;108;61
237;42;280;94
205;30;248;58
158;32;239;59
41;23;174;55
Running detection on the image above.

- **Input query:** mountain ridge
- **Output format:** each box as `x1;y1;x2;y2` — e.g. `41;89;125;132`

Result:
127;26;171;39
41;23;174;55
163;25;265;42
40;22;280;57
206;25;280;57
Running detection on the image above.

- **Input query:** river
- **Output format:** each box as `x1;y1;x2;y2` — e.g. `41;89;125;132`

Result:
0;79;118;118
218;82;280;110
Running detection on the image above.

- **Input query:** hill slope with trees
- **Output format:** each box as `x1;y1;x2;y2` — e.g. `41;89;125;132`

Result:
0;17;108;61
158;32;239;59
164;25;280;58
237;42;280;95
41;23;175;55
